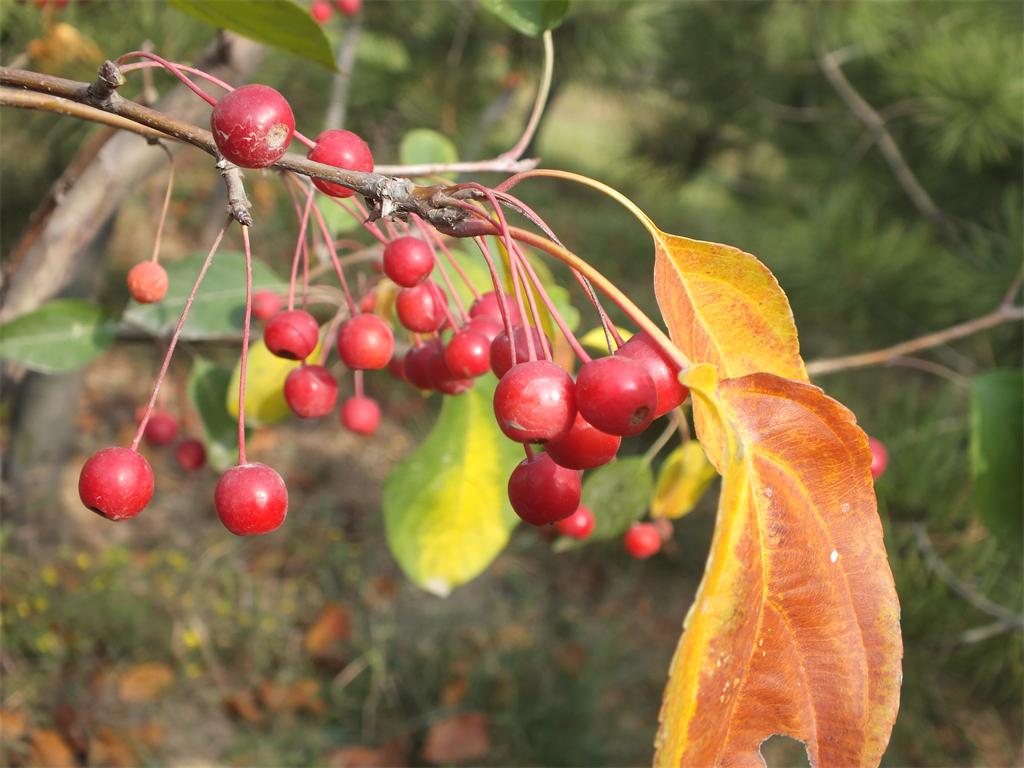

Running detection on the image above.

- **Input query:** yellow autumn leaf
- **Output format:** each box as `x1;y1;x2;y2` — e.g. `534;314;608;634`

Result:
226;337;321;427
382;376;521;596
650;441;717;520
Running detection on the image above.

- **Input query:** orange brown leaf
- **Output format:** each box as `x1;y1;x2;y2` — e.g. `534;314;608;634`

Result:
655;369;902;767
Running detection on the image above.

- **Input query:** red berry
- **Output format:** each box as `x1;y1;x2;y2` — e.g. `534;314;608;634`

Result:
144;411;179;446
624;523;662;559
555;505;595;539
126;261;168;304
544;411;621;470
264;309;319;360
493;360;575;443
335;0;360;15
387;355;408;382
176;439;207;471
311;0;332;22
489;325;547;378
359;290;376;314
396;280;448;333
868;437;888;479
78;447;154;521
508;452;581;526
215;463;288;536
337;313;394;370
470;291;521;324
404;342;439;390
428;350;474;395
444;329;491;379
341;395;381;435
211;85;294;168
252;290;281;322
616;331;689;417
383;237;435;287
284;364;338;418
575;356;657;437
306;129;373;198
468;314;504;344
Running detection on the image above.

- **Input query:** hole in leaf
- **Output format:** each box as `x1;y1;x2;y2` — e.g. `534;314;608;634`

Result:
759;734;811;768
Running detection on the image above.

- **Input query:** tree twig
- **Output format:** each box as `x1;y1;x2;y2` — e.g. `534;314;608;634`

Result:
910;523;1024;631
806;304;1023;376
816;43;947;228
0;64;474;231
322;14;362;130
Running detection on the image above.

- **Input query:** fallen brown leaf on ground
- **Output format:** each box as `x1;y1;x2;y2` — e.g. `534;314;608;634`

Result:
88;728;139;768
304;603;351;662
117;662;174;703
422;713;490;765
222;689;263;724
29;730;78;768
0;709;28;742
325;739;408;768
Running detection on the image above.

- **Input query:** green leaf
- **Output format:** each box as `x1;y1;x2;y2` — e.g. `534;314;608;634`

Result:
123;252;286;340
383;376;522;596
317;196;362;234
482;0;570;37
399;129;459;179
0;299;118;373
168;0;337;71
556;456;653;551
970;369;1023;548
187;357;238;472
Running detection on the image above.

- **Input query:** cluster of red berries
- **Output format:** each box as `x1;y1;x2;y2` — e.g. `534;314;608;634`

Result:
84;74;688;561
310;0;360;23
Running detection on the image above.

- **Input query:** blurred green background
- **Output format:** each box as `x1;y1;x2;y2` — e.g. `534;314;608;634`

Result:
1;1;1021;766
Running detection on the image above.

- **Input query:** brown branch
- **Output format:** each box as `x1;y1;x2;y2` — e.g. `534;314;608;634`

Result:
806;304;1023;376
0;87;171;142
0;64;473;231
816;44;947;228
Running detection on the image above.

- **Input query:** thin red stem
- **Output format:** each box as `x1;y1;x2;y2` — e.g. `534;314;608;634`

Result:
131;218;229;452
237;225;255;464
473;236;518;361
288;190;315;311
309;196;358;314
116;51;218;107
414;216;481;301
511;240;590;362
354;369;365;398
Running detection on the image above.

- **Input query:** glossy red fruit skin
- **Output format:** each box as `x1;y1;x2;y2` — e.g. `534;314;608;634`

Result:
544;411;621;470
489;325;547;378
337;313;394;370
508;453;581;526
444;329;491;379
404;342;439;390
428;351;474;395
468;314;504;344
575;356;657;437
555;505;595;539
78;447;154;521
176;439;207;471
284;365;338;418
493;361;576;443
306;129;373;197
264;310;319;360
616;331;689;417
252;290;281;322
341;396;381;435
311;0;332;22
144;412;179;446
126;261;168;304
215;463;288;536
358;290;376;314
383;236;434;288
624;523;662;559
396;281;447;333
335;0;360;14
470;291;522;324
211;85;295;168
868;437;888;479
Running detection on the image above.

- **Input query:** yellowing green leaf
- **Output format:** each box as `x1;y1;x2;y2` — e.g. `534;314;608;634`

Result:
579;325;632;352
383;376;521;596
226;337;321;428
650;441;716;520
